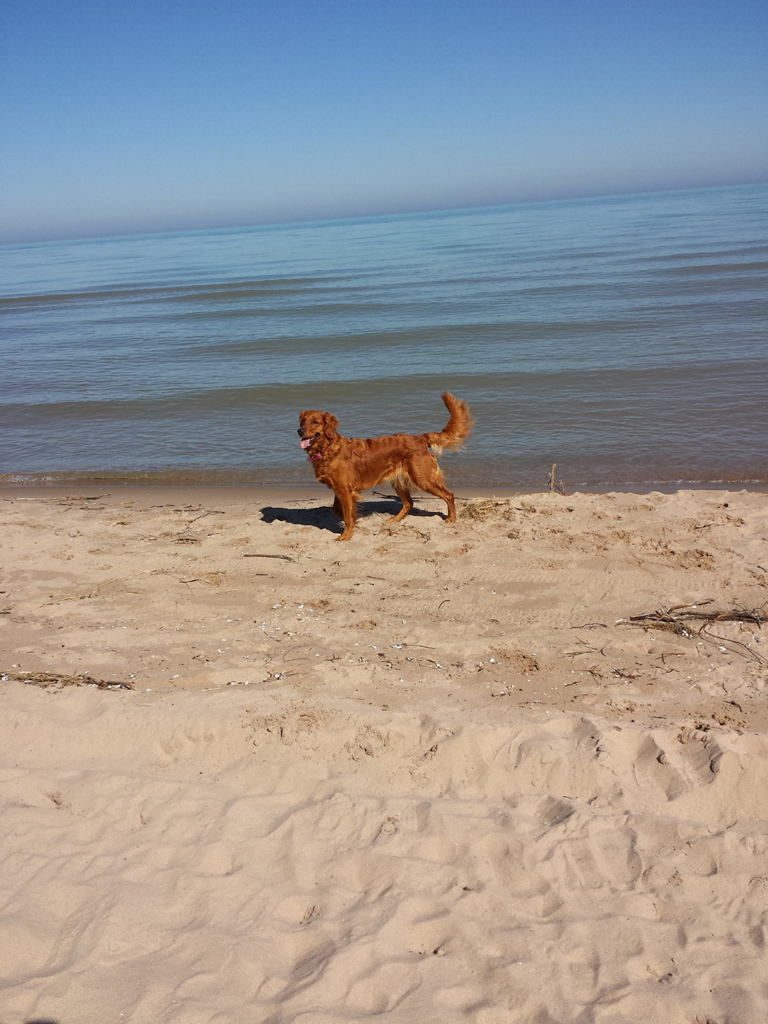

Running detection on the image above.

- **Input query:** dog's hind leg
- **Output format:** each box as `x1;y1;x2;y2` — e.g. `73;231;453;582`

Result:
331;495;343;519
406;455;457;522
387;478;414;524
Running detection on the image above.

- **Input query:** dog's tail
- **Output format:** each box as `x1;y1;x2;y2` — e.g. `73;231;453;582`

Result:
424;392;474;454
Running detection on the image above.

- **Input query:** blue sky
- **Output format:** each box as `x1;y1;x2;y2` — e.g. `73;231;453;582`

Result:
2;0;766;243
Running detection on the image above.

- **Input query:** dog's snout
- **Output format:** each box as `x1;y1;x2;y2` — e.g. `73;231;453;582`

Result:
297;427;304;437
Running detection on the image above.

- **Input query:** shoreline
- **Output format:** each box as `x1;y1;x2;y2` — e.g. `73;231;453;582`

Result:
3;480;768;504
4;461;768;496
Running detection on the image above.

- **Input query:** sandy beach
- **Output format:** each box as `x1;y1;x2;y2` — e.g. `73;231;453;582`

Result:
2;484;768;1024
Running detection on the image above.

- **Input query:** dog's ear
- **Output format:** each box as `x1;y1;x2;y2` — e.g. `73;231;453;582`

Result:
299;410;307;421
323;413;339;439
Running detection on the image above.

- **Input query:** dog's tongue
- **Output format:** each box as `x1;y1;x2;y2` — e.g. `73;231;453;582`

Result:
300;438;311;450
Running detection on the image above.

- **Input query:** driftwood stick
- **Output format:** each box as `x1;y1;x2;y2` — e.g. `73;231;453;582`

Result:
548;463;565;495
617;602;767;663
621;600;762;627
244;553;297;562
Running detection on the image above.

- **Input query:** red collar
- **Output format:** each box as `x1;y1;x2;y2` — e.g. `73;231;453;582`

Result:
307;444;328;462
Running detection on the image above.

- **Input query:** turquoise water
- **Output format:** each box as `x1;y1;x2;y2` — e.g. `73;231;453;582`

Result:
1;184;767;487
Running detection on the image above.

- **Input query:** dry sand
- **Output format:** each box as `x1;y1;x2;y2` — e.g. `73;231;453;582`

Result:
1;484;767;1024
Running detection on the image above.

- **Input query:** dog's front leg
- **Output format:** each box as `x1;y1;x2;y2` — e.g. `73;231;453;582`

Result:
336;490;358;541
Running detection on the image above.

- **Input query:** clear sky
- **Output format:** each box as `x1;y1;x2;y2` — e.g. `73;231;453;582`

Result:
2;0;766;244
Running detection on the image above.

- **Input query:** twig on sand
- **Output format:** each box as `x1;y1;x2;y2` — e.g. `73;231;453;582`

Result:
563;639;608;660
698;624;768;664
185;510;226;525
244;553;297;562
56;495;109;503
657;652;685;665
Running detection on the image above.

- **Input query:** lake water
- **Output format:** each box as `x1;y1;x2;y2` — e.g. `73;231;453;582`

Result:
1;183;767;489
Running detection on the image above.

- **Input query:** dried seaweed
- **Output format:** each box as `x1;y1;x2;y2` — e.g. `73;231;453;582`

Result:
2;670;133;690
459;498;514;522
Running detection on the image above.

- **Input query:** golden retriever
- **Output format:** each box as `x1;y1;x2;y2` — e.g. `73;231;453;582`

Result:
298;392;473;540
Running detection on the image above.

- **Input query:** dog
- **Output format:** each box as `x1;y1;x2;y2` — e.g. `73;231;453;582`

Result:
298;392;473;540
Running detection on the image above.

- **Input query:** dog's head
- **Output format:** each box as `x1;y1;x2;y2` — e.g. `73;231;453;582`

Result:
298;410;339;451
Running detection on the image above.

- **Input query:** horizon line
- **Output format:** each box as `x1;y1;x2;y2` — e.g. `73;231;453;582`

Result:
3;179;767;250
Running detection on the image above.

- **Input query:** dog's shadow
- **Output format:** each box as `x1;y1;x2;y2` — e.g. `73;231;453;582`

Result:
260;496;443;534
